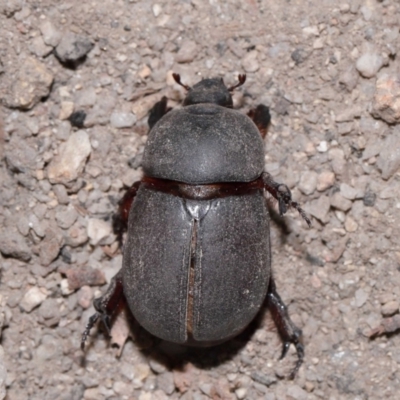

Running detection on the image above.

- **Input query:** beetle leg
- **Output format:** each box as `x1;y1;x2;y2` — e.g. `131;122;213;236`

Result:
262;172;311;227
81;269;125;349
248;104;271;138
112;181;141;246
267;276;304;379
148;96;171;130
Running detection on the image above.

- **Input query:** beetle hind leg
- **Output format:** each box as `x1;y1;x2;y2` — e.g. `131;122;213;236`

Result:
267;276;304;379
81;269;125;349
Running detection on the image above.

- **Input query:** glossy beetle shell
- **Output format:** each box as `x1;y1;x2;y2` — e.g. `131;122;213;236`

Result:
124;81;271;345
123;186;270;344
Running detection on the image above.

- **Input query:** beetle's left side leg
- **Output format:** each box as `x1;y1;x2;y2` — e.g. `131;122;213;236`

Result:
81;268;125;349
248;104;271;138
262;172;311;227
112;181;141;246
267;276;303;379
148;96;171;130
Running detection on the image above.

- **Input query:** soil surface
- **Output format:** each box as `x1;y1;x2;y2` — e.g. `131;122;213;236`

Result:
1;0;400;399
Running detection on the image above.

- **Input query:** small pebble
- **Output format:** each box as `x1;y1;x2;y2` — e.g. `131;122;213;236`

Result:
176;40;198;63
298;171;318;195
307;195;330;224
55;32;94;63
330;191;352;212
77;286;93;309
317;171;335;191
339;65;359;91
0;230;31;261
47;131;92;185
110;112;137;128
317;141;328;152
241;50;259;73
39;20;62;47
65;267;106;290
329;148;346;175
56;205;79;230
133;363;151;382
20;287;48;313
376;131;400;180
152;4;162;17
355;288;368;308
29;36;53;57
344;216;358;232
286;384;308;400
235;388;247;400
371;74;400;124
340;183;358;200
87;218;112;246
4;57;54;110
149;359;167;374
156;372;175;395
356;52;384;78
381;301;399;317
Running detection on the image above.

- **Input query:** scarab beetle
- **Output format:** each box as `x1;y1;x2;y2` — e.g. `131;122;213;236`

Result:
82;74;311;378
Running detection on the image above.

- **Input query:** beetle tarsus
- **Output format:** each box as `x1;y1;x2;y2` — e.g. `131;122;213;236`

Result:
267;276;304;379
81;312;100;350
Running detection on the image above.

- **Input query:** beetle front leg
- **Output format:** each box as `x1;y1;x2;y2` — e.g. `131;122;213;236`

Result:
262;172;311;227
267;276;303;379
148;96;171;130
81;268;125;349
248;104;271;138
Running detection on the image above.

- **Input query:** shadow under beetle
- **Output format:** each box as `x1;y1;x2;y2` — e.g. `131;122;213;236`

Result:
82;74;311;379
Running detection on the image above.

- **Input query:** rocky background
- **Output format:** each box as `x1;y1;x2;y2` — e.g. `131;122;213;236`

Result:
1;0;400;399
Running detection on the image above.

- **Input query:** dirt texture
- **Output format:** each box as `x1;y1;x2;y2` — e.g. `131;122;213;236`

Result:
1;0;400;399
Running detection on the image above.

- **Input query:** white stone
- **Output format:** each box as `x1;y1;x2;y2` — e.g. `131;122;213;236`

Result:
47;131;92;184
110;112;137;128
87;218;112;246
356;52;384;78
20;287;48;313
152;4;162;17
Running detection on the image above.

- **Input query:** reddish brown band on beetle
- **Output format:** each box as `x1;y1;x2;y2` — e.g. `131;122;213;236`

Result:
141;176;264;200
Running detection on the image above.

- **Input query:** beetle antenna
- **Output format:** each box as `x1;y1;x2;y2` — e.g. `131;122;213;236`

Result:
172;73;191;90
228;74;246;91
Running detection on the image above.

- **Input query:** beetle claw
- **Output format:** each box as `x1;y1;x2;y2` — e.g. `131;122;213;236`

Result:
280;341;290;360
278;338;304;379
289;342;305;380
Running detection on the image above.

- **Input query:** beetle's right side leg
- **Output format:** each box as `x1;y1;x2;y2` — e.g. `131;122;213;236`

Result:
148;96;171;130
81;268;125;349
267;276;304;379
248;104;271;138
262;172;312;227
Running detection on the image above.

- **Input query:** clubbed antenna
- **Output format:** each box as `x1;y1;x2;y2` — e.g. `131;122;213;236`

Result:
172;73;191;90
228;74;246;91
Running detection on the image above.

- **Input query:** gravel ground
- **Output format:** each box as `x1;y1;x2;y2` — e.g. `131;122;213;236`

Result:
1;0;400;399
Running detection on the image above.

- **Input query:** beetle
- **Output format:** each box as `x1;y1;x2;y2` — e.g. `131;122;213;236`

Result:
82;74;311;378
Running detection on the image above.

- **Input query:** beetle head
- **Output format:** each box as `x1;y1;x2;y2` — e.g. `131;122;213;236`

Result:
173;74;246;108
